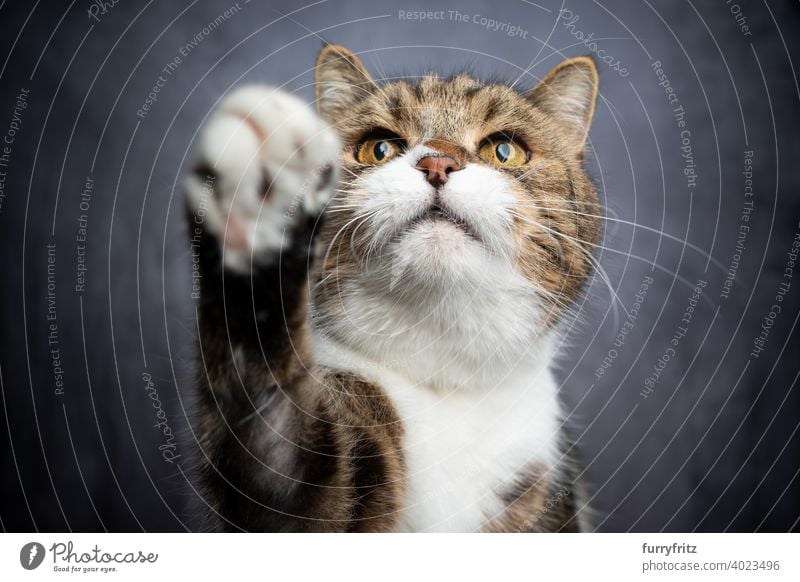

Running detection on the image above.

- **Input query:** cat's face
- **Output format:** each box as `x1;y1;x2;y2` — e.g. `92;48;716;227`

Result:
313;46;600;333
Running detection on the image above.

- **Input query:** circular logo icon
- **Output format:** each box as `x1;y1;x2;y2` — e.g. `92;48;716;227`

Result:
19;542;45;570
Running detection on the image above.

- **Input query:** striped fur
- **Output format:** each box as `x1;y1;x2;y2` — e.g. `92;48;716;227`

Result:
186;45;600;532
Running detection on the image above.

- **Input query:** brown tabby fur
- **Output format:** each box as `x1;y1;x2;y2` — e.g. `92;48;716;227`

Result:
190;45;600;532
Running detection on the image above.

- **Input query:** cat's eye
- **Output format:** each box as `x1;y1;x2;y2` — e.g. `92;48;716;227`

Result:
478;137;529;168
355;137;401;165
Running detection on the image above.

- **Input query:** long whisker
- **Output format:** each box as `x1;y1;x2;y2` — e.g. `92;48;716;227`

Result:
320;210;378;272
507;209;714;309
508;209;628;323
338;165;361;180
512;203;726;273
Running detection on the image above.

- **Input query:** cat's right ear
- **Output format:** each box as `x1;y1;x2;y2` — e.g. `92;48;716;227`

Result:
315;45;374;122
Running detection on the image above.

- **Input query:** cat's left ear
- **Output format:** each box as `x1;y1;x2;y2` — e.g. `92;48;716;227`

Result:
527;56;599;155
315;44;375;123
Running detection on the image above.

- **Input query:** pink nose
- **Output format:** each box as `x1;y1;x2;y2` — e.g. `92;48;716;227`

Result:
415;156;461;188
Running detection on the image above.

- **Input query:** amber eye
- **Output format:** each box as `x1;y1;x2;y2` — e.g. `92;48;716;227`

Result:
356;139;399;164
478;138;529;168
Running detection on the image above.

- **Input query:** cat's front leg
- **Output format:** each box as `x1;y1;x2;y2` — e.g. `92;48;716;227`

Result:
185;86;340;530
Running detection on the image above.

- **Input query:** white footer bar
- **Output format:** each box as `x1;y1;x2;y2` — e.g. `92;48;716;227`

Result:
1;533;797;580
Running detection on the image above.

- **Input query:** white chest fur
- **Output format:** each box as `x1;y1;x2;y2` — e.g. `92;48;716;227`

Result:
313;338;561;532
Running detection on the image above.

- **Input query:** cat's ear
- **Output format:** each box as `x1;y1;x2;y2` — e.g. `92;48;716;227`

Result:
527;56;599;155
315;45;375;122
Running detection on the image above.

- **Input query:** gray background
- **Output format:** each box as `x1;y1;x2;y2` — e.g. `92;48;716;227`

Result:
1;0;798;532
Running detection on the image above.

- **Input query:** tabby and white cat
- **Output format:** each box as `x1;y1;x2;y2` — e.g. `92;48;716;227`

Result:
185;45;600;532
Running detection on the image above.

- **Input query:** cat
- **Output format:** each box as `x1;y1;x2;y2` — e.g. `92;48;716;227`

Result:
185;44;601;532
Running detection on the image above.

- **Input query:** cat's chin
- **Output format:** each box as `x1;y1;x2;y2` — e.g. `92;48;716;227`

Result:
386;219;499;290
409;208;480;240
409;216;476;246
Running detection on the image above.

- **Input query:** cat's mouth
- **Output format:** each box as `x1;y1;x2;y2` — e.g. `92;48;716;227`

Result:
408;205;480;241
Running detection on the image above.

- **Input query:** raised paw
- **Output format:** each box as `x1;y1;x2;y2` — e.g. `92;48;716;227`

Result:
186;86;340;272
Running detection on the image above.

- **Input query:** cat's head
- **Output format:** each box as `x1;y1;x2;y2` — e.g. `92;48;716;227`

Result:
312;45;600;339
